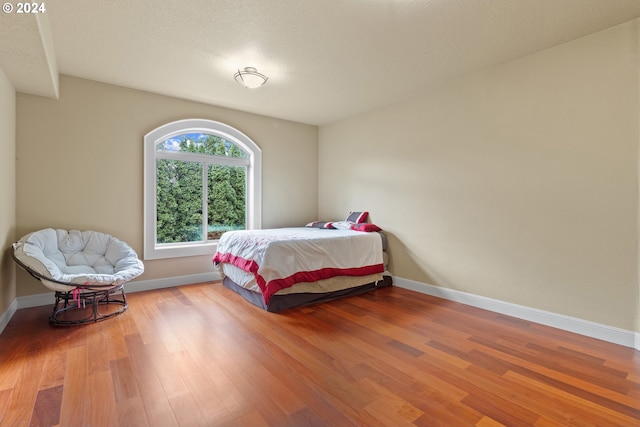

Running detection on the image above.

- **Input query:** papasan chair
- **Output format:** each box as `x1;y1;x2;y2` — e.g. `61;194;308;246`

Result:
12;228;144;325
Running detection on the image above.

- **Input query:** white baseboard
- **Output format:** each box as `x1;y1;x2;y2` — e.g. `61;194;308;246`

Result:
16;292;54;309
125;271;222;294
393;277;640;351
0;298;17;334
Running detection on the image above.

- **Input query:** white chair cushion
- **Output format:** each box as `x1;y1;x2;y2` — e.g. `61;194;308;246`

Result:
13;228;144;292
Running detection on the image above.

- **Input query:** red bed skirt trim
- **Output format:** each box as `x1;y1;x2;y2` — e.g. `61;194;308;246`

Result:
213;252;384;304
263;264;385;303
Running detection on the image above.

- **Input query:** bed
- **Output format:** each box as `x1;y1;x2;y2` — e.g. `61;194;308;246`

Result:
212;215;392;312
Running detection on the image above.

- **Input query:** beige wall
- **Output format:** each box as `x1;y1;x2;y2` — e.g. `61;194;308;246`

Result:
15;75;318;296
320;21;640;332
0;67;16;313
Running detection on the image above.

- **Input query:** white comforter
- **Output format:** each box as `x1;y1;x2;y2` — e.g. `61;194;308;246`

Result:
212;227;384;304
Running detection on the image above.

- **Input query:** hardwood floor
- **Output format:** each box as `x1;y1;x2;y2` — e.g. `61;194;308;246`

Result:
0;282;638;426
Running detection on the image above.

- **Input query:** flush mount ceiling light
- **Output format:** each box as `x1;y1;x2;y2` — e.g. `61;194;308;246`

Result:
234;67;268;89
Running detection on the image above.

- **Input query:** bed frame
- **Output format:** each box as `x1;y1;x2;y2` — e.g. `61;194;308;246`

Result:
222;274;393;312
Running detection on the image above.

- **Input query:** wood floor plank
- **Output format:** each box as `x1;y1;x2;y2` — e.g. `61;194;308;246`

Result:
1;282;638;426
110;357;140;402
359;376;424;425
305;303;489;426
123;333;179;427
169;349;231;421
472;336;640;412
114;395;149;427
166;314;247;417
204;289;386;427
215;332;307;416
220;410;270;427
312;305;471;401
354;358;484;426
87;370;119;427
30;385;63;427
234;327;367;426
37;334;68;392
461;389;541;427
0;388;12;425
168;393;209;427
1;338;47;427
475;415;506;427
87;325;112;375
58;345;88;427
0;337;37;391
229;340;374;425
513;371;638;426
140;340;189;401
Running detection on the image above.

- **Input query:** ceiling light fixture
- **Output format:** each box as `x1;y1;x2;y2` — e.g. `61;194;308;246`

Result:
234;67;268;89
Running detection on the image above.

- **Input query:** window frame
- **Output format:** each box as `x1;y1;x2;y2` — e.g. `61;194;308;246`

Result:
144;119;262;260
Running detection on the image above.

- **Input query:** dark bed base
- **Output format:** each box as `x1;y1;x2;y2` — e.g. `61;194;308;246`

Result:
222;275;393;313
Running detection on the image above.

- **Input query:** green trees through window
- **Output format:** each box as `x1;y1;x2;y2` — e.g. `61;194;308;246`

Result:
144;119;261;260
155;134;247;244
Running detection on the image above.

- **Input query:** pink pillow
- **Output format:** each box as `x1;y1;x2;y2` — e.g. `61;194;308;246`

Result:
351;223;381;232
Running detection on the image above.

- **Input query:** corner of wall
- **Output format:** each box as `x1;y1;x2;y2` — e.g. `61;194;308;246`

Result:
0;65;17;331
632;18;640;338
635;17;640;337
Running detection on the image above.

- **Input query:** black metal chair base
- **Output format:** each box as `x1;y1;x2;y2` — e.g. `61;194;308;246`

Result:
50;285;128;326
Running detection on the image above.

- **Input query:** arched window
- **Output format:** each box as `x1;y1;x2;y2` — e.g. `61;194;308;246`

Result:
144;119;261;260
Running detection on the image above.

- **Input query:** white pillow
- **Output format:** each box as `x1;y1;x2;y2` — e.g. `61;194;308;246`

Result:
331;221;355;230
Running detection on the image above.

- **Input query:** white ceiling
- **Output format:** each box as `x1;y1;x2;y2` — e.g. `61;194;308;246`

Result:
2;0;640;125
